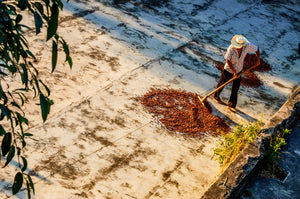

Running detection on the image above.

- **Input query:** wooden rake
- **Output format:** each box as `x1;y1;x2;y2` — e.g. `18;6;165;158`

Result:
199;64;259;109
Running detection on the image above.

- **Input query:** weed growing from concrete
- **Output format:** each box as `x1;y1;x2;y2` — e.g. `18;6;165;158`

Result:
262;128;291;179
213;120;264;169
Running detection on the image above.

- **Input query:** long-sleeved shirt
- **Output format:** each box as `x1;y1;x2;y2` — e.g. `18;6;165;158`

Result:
224;42;258;74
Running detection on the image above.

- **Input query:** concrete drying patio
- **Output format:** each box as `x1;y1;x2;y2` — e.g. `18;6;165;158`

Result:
0;0;299;198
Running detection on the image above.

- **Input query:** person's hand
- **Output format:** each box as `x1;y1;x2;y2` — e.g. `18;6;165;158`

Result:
254;58;261;68
233;72;237;78
255;48;260;68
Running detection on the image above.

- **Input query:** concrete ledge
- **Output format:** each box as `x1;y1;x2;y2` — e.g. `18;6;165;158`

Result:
201;86;300;199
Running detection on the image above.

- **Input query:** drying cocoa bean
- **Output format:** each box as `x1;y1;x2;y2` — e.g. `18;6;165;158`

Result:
141;88;230;139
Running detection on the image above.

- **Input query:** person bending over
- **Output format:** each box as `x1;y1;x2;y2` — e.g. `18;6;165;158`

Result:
213;35;260;112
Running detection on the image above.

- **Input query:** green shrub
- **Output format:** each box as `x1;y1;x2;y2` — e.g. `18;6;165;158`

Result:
213;120;263;169
264;128;291;176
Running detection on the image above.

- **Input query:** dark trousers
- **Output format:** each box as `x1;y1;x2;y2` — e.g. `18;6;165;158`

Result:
213;69;241;108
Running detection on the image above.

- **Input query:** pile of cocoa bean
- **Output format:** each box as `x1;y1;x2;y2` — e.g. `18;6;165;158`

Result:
141;88;230;139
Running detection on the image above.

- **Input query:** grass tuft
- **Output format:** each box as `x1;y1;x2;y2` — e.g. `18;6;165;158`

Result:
213;120;264;169
263;128;291;178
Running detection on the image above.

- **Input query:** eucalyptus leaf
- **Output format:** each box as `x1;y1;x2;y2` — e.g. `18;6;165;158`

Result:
1;132;11;156
27;175;35;194
16;15;22;24
21;156;28;172
51;40;57;72
67;56;73;68
12;172;23;195
34;12;43;35
18;0;28;11
0;0;71;196
0;104;11;119
39;94;49;122
46;4;59;41
34;2;44;16
11;101;21;110
25;50;36;61
39;80;51;96
19;24;32;30
26;180;31;199
24;133;33;137
0;125;6;136
0;84;8;104
4;145;15;167
20;63;28;87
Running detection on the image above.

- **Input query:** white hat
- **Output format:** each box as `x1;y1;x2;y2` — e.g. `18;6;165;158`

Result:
231;35;248;48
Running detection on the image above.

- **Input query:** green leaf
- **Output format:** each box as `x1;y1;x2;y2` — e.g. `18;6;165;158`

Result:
4;145;15;167
61;39;70;59
19;24;32;30
20;34;29;48
12;172;23;195
13;45;20;63
16;14;22;24
34;11;43;35
43;0;50;8
21;156;28;172
25;50;36;61
20;136;26;148
18;0;28;10
0;104;11;119
20;49;28;59
46;3;59;41
16;112;28;125
17;147;21;156
32;74;41;93
26;180;31;199
40;94;50;122
1;132;12;156
24;133;33;137
27;175;35;194
67;56;73;68
0;84;8;104
11;101;21;110
20;63;28;87
0;125;6;136
7;4;16;13
51;40;58;72
39;80;50;96
61;38;72;68
34;2;44;16
15;92;27;106
0;112;5;121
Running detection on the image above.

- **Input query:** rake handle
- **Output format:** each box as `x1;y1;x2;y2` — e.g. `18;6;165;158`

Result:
201;64;258;102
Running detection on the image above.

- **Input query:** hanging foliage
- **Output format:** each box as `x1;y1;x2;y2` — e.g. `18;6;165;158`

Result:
0;0;72;198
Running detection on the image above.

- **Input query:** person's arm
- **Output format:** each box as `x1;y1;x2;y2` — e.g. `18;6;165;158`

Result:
247;43;260;68
254;48;260;67
226;59;237;78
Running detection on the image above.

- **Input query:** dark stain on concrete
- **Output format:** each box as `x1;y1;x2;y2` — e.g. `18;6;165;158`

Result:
75;191;88;198
190;144;205;156
162;160;183;182
60;8;98;24
79;129;114;147
145;160;183;198
110;116;126;127
81;144;156;191
100;145;157;176
33;147;89;183
162;170;172;181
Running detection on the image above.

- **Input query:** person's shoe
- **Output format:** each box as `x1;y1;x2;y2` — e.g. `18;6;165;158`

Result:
213;97;222;104
227;102;237;113
227;106;237;113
